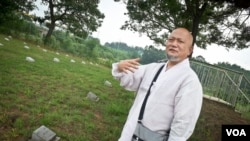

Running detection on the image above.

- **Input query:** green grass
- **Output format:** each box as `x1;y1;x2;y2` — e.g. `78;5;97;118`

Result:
0;34;250;141
0;34;134;141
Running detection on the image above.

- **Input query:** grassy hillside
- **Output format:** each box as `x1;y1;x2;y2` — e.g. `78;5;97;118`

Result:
0;34;250;141
0;34;135;141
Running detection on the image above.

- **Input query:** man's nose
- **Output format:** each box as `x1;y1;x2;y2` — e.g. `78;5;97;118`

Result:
172;39;179;46
168;39;178;47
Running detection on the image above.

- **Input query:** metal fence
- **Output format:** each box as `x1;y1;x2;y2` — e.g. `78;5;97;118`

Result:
190;60;250;114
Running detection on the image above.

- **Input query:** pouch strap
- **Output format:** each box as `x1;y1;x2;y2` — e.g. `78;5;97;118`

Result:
138;64;164;121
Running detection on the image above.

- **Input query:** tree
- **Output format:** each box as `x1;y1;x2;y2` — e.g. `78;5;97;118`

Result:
118;0;250;52
194;55;206;62
40;0;104;44
0;0;35;25
81;37;100;58
140;45;166;64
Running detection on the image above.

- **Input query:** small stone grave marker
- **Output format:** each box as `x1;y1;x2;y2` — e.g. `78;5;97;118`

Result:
53;58;60;62
26;57;35;62
24;45;30;49
104;80;112;87
29;125;60;141
86;91;99;102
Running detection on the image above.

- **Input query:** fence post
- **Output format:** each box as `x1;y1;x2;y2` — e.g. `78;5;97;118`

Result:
232;74;243;107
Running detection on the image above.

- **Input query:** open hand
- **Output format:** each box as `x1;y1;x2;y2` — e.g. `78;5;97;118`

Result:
118;58;140;73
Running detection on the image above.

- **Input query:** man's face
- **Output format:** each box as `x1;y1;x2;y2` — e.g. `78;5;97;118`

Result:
165;28;193;63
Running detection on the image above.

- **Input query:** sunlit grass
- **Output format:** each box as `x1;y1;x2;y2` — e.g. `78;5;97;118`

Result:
0;34;134;141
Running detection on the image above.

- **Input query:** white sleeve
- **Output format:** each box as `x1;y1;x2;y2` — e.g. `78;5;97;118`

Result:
111;62;146;91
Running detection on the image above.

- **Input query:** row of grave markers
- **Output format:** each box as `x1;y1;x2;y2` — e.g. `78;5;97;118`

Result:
1;36;100;66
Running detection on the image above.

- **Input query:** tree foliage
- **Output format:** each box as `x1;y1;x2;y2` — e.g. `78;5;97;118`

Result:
216;61;250;77
40;0;105;44
105;42;144;59
0;0;35;33
140;46;166;64
121;0;250;50
0;0;35;23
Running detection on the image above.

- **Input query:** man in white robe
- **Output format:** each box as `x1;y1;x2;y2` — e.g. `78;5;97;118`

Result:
112;27;203;141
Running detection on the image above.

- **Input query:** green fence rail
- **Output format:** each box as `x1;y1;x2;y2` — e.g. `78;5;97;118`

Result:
190;59;250;114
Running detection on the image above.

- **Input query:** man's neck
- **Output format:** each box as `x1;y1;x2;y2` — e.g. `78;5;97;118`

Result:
167;61;178;69
167;58;188;69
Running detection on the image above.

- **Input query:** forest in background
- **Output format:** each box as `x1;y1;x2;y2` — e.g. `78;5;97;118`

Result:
0;0;249;79
0;0;249;80
1;15;250;81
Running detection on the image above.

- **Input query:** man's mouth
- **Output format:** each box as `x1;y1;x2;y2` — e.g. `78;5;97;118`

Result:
169;48;178;53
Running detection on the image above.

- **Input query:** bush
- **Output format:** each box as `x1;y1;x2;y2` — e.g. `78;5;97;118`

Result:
47;35;60;50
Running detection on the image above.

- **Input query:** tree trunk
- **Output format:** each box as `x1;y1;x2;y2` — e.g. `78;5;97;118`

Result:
44;22;55;45
43;0;55;45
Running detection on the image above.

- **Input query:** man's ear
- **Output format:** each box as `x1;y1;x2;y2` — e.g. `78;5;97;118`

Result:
188;46;194;58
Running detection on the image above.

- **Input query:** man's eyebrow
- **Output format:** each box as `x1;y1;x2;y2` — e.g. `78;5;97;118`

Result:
168;37;184;40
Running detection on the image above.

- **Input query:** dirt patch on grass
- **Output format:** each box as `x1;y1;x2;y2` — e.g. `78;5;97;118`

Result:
190;98;250;141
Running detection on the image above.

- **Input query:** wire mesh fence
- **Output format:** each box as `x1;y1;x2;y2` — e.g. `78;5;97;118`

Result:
190;59;250;114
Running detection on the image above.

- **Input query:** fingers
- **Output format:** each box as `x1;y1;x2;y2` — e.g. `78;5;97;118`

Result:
133;58;140;63
127;61;138;69
123;66;135;74
127;58;140;68
130;58;140;66
118;58;141;73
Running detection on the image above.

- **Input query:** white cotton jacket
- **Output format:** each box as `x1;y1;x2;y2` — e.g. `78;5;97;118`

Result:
112;58;203;141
